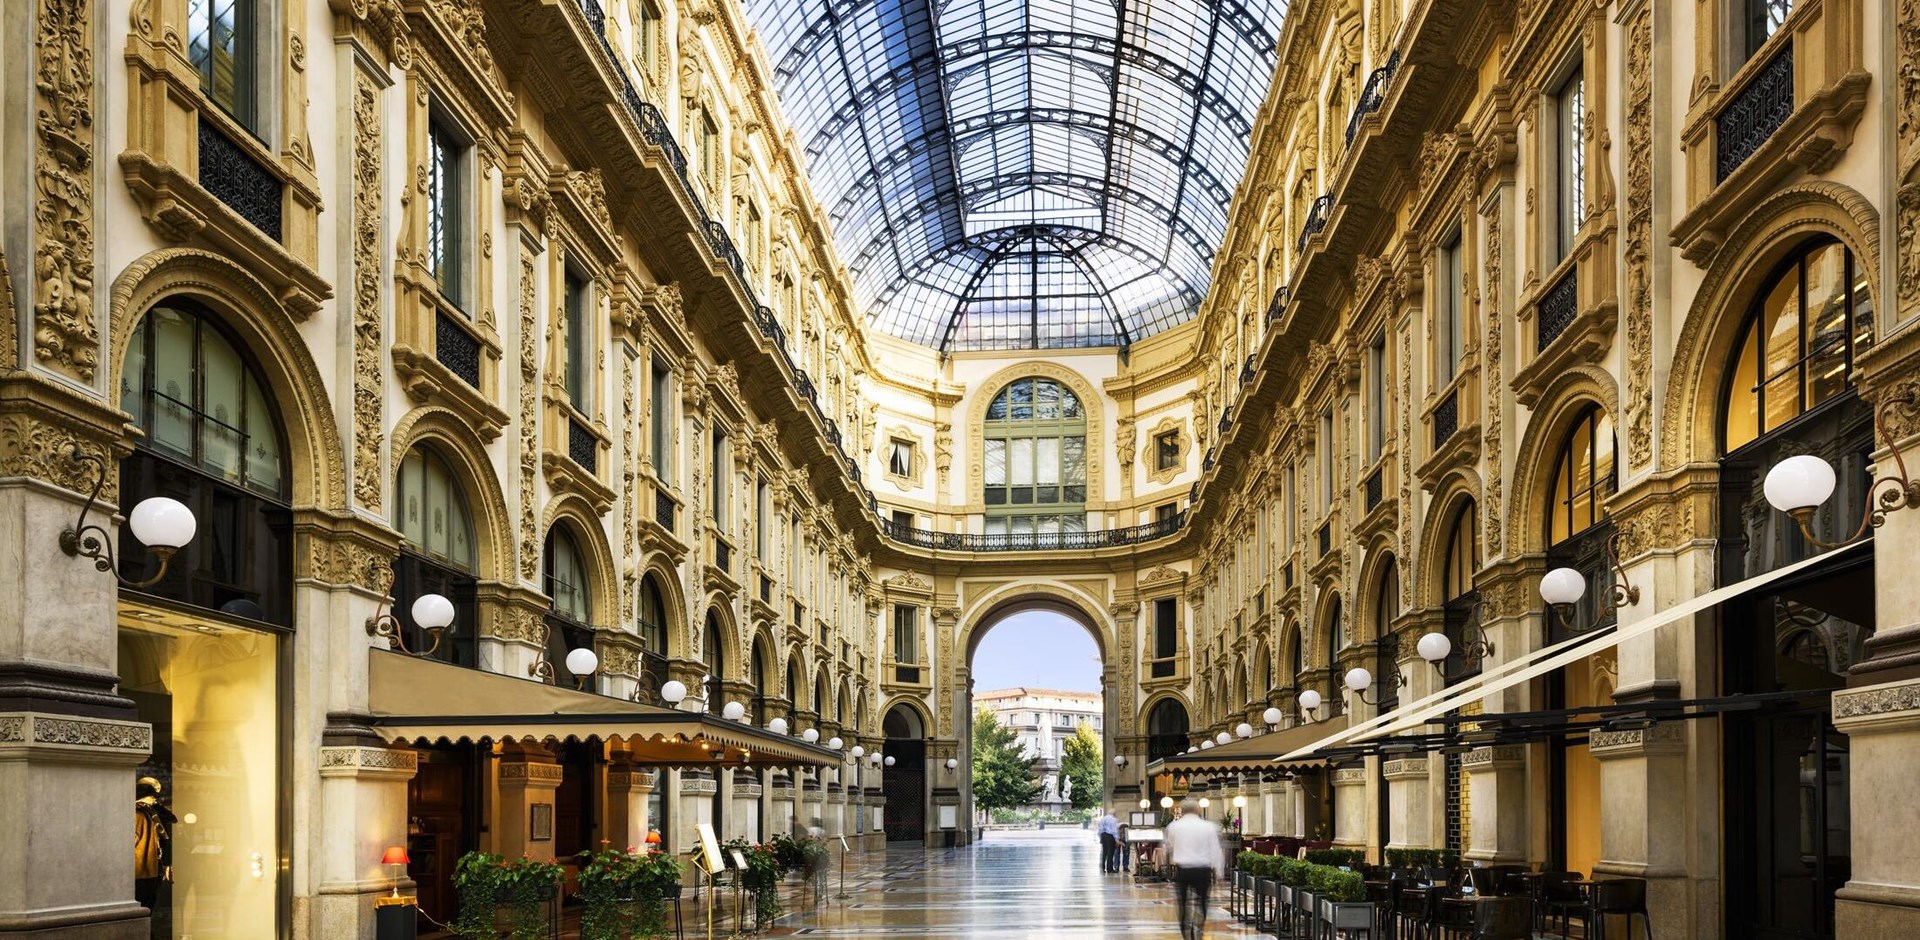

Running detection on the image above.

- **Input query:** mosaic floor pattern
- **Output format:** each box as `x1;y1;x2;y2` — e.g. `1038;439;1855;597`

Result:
761;829;1267;939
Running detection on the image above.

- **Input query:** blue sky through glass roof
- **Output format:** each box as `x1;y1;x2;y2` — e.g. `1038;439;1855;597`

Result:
746;0;1290;351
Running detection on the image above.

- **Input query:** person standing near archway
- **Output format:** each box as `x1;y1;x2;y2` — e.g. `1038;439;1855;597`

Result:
1165;798;1226;940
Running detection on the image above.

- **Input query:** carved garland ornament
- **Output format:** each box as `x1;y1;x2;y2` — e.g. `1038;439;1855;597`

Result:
1901;0;1920;319
33;0;99;380
1623;9;1655;467
1482;206;1503;555
518;250;539;580
352;76;385;510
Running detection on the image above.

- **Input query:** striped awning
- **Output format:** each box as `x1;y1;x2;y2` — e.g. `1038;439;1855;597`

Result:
1144;715;1347;776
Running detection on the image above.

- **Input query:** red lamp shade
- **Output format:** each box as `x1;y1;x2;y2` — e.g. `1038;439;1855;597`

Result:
644;831;662;845
381;846;410;866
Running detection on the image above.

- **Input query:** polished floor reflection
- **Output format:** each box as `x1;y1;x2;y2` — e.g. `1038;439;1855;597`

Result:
770;829;1263;938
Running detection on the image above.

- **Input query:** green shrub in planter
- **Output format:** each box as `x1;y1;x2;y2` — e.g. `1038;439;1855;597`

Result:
1236;850;1265;874
1304;847;1366;869
451;851;508;940
1277;857;1311;887
576;847;641;940
1307;865;1366;903
627;851;684;939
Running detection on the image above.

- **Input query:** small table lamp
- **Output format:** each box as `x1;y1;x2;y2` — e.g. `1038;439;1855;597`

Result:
375;845;418;940
381;845;410;897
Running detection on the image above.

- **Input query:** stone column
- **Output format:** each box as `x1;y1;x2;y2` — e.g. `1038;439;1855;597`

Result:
605;756;655;851
1588;724;1690;929
1284;778;1307;838
496;744;564;861
1383;757;1434;851
1462;746;1527;863
1833;678;1920;935
1331;767;1367;850
767;771;795;837
313;732;417;938
675;768;717;852
800;769;824;833
731;770;762;842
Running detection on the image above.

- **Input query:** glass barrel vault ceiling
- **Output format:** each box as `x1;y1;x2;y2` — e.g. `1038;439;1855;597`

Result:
744;0;1291;352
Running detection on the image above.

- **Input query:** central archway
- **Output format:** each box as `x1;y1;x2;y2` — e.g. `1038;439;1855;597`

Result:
953;584;1121;831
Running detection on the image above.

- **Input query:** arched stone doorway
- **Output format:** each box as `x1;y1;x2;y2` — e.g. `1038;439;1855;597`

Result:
882;702;930;842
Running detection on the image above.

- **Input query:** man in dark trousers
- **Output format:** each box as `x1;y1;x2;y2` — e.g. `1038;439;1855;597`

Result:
1096;808;1121;872
1163;798;1225;940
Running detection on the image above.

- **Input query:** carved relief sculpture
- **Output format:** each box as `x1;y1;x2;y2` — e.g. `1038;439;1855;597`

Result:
352;75;385;510
33;0;99;381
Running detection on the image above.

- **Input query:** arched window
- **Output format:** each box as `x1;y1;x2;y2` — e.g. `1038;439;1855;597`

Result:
1288;628;1303;685
394;447;479;664
982;377;1087;541
121;304;285;497
703;611;726;715
750;637;771;723
1323;596;1344;715
1146;699;1190;762
118;303;292;624
1723;239;1870;453
1441;500;1482;683
1260;647;1274;697
786;660;803;723
543;526;595;689
1373;558;1400;638
1548;407;1617;546
634;573;670;698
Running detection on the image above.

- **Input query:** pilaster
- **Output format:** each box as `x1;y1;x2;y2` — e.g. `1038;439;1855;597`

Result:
1832;679;1920;936
1461;745;1527;863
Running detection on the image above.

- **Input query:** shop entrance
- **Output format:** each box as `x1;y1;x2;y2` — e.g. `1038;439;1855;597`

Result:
882;704;929;840
406;742;485;924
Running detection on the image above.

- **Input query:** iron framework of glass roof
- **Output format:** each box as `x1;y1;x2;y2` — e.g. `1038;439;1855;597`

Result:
744;0;1290;352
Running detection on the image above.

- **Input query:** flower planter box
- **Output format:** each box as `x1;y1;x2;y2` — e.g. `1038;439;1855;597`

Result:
1321;898;1376;937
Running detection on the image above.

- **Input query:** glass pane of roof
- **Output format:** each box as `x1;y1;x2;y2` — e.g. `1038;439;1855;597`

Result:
745;0;1290;351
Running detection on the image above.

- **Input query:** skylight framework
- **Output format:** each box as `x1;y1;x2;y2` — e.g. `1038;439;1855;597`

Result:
746;0;1290;352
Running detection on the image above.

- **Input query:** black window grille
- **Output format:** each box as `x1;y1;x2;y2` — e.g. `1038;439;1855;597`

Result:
1536;267;1579;352
435;311;481;388
1716;42;1793;182
568;417;597;474
198;120;282;242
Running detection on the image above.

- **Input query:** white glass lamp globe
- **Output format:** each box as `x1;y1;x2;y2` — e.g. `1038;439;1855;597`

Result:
410;593;455;630
661;680;687;704
1186;746;1197;753
768;717;789;735
722;701;746;721
129;497;197;549
1417;632;1453;663
1540;567;1587;606
828;736;843;750
1263;707;1284;726
1235;722;1254;739
884;756;895;767
1201;740;1214;750
1345;668;1373;692
945;758;958;769
1765;454;1838;513
1113;755;1127;767
565;647;599;677
1215;731;1232;745
850;745;865;758
868;753;880;765
1299;689;1323;712
1198;797;1211;810
1160;795;1174;809
1233;795;1248;808
802;728;820;743
1139;798;1151;810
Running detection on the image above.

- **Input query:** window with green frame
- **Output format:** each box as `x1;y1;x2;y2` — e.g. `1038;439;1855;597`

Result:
982;377;1087;536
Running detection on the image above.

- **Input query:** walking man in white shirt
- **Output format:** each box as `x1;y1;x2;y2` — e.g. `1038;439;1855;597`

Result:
1162;798;1226;940
1097;809;1122;872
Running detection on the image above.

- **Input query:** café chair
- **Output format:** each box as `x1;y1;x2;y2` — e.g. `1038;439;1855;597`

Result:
1590;878;1652;940
1472;898;1534;940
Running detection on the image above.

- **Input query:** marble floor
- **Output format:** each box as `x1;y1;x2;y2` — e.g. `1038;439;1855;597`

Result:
764;829;1265;938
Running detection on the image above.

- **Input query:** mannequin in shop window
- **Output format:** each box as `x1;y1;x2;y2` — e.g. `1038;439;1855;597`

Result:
134;776;177;914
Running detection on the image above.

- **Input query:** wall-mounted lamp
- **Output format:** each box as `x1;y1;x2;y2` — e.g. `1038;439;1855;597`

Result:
1416;627;1495;677
883;755;895;767
364;559;455;657
722;700;746;721
945;757;958;770
1235;722;1254;739
530;631;598;688
803;728;821;743
1112;755;1128;767
1214;731;1232;746
59;449;196;589
1538;528;1641;629
828;736;844;750
768;717;790;735
1342;666;1405;707
1298;689;1324;720
1764;392;1920;547
1159;795;1174;809
1262;707;1284;729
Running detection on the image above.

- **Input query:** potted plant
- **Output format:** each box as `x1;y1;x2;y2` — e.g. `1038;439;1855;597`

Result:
499;855;563;940
1311;865;1373;936
1277;856;1313;935
627;849;684;939
743;843;784;927
451;851;507;939
576;846;640;940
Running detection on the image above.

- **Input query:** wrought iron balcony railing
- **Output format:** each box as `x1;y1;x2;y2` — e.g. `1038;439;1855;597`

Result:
1297;194;1334;253
1267;286;1290;322
1536;267;1579;352
1344;51;1401;146
1716;42;1793;182
877;511;1187;552
1432;388;1460;451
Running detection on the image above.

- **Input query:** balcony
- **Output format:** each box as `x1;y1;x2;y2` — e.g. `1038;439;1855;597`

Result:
197;120;283;242
1266;286;1289;323
654;488;676;532
1363;467;1383;513
1431;388;1459;451
1296;193;1333;253
567;417;598;474
877;511;1186;552
1535;267;1579;352
1714;42;1793;183
434;310;483;389
1344;51;1401;146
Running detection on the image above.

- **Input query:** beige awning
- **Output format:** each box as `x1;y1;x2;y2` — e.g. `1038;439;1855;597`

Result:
1144;715;1347;776
367;652;837;768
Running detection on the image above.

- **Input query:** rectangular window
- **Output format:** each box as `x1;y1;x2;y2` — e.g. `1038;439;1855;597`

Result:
638;1;663;76
1284;463;1296;545
892;509;914;528
564;272;591;411
1742;0;1793;62
187;0;258;130
893;605;918;664
888;439;914;477
1437;234;1464;386
649;359;672;477
1556;66;1587;261
756;479;771;558
1367;338;1387;462
698;109;721;190
1154;430;1181;472
1319;410;1335;512
427;116;467;308
710;430;728;524
1155;502;1179;523
1153;598;1179;660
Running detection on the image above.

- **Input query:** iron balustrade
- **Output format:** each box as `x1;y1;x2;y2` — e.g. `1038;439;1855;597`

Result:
1219;406;1233;434
1317;521;1331;557
198;119;283;242
824;419;842;448
1536;266;1579;352
1716;42;1794;182
653;488;676;531
1364;467;1383;513
1297;194;1334;253
1267;286;1289;322
877;511;1186;551
758;574;773;603
1240;355;1256;385
1344;51;1400;146
794;370;815;402
1203;447;1217;471
435;310;482;388
1432;388;1459;450
713;539;731;575
567;417;597;473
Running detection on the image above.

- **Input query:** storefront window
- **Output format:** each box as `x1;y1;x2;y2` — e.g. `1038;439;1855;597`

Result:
1722;239;1871;453
121;608;282;939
